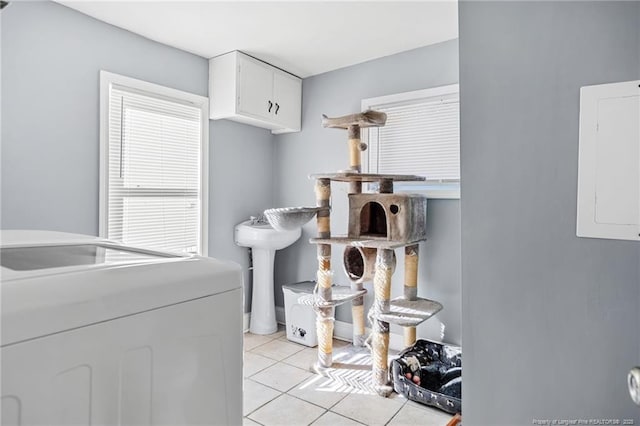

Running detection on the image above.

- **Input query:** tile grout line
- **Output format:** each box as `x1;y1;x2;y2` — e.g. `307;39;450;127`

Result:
246;331;453;426
245;376;284;395
243;354;279;378
249;362;314;393
246;361;319;413
285;386;343;412
244;331;319;424
247;389;328;426
326;408;369;426
243;390;284;419
247;355;350;424
248;341;307;361
248;349;306;363
245;416;267;426
382;404;405;426
306;408;328;426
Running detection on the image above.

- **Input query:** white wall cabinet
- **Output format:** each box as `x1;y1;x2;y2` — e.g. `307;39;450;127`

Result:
209;51;301;134
577;80;640;241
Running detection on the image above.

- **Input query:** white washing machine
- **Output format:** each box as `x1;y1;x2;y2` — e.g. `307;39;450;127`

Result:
0;230;243;426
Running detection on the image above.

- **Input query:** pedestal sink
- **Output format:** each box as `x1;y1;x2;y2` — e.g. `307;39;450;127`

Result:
235;219;301;335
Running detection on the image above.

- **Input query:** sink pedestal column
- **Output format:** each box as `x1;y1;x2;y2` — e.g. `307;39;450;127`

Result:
249;248;278;335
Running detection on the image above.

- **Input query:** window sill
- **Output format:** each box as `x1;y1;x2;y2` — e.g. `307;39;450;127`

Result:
366;182;460;199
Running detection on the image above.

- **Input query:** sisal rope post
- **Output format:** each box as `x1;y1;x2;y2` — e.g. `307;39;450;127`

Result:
373;254;392;312
315;178;334;368
347;125;362;172
347;124;363;194
372;320;390;387
316;269;333;307
403;244;419;346
315;179;331;238
346;125;366;345
372;248;394;391
349;250;367;346
316;307;335;368
351;301;366;347
315;178;332;274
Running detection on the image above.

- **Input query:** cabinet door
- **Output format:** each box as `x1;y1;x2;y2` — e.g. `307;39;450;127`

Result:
272;71;302;131
237;56;274;121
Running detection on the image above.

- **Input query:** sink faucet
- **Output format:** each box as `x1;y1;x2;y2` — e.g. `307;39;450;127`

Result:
249;215;268;225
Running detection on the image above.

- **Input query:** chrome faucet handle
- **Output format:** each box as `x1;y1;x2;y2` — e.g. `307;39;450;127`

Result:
249;215;269;225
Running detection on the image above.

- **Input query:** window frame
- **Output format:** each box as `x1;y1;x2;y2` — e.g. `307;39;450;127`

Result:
362;84;460;199
99;70;209;255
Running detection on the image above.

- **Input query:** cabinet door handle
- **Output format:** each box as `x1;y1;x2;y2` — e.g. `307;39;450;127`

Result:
275;103;280;115
268;100;273;113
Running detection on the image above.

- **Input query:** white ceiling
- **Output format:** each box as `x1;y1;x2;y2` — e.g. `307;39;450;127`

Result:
56;1;458;78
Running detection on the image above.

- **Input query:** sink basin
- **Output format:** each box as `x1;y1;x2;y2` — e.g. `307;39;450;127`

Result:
234;220;302;335
235;220;301;250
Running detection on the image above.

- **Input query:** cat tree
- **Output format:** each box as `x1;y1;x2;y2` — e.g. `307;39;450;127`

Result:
266;110;443;396
311;110;443;396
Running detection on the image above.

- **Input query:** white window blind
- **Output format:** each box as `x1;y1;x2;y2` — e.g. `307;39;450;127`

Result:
101;73;207;255
363;85;460;198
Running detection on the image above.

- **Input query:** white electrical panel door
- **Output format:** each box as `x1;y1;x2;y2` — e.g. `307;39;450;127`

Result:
577;80;640;241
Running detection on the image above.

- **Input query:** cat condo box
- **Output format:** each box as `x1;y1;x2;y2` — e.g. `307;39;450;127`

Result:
282;281;318;347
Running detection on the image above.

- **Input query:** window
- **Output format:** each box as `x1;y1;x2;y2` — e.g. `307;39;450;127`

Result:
100;71;209;255
362;84;460;199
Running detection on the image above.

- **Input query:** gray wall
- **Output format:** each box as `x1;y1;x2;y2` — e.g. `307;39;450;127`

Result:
459;1;640;424
274;40;462;345
208;120;274;312
0;1;275;312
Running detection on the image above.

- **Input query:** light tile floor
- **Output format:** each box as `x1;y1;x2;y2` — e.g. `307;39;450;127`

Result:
243;327;454;426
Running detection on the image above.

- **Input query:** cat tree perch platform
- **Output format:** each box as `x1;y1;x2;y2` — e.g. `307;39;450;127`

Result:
377;297;443;327
297;286;368;308
309;172;426;183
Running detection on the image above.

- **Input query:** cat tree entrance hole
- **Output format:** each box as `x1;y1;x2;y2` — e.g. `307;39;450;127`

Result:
343;246;396;284
344;247;365;281
360;201;387;238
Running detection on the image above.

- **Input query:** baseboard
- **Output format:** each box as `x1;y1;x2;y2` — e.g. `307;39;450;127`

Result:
244;307;287;334
244;308;290;333
243;312;250;333
332;319;355;342
275;306;285;325
274;305;404;351
388;331;405;352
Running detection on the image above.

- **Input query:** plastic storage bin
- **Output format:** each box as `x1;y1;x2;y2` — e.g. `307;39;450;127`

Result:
282;281;318;347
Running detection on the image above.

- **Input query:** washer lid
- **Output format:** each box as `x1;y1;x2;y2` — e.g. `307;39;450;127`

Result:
1;230;242;346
